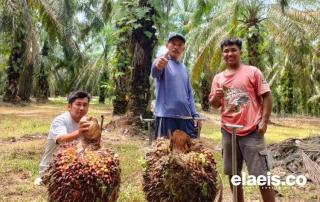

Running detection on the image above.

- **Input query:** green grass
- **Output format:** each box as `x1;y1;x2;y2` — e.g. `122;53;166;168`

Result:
0;140;44;174
266;125;320;144
103;143;147;201
0;140;47;201
0;101;319;201
118;183;146;202
0;115;50;140
0;101;113;140
201;117;320;145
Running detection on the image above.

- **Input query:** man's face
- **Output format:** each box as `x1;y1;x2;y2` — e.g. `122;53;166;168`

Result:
222;45;242;67
166;38;185;60
68;98;89;122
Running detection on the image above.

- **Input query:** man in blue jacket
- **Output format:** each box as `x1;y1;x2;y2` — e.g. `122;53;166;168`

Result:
151;32;201;138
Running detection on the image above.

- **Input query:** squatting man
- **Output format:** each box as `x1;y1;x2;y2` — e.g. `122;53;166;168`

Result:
34;91;91;185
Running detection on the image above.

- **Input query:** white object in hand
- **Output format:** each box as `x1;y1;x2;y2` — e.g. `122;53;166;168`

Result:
34;177;43;186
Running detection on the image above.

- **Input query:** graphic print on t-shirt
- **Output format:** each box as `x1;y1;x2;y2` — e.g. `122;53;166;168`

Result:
223;85;250;113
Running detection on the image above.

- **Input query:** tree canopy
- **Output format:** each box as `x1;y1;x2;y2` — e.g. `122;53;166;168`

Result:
0;0;319;116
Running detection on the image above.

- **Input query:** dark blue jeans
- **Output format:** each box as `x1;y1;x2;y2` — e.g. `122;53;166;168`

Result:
155;117;197;139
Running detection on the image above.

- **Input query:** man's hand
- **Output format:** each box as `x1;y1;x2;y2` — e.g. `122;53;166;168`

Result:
258;120;268;136
214;88;224;100
79;117;90;135
154;51;170;70
210;87;224;108
194;120;202;130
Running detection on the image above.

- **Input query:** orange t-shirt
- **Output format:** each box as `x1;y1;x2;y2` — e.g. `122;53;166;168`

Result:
209;65;271;136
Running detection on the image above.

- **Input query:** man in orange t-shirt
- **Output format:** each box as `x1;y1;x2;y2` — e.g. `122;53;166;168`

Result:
209;39;275;202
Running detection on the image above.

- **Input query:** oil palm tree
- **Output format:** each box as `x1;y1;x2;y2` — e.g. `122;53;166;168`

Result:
127;0;157;117
112;0;171;117
1;0;37;102
111;0;133;115
183;0;320;114
0;0;83;101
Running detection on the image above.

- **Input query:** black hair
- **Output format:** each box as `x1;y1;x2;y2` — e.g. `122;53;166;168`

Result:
67;91;91;104
220;39;242;50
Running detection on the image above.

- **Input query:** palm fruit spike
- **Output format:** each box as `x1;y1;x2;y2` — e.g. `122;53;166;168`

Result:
143;130;219;202
169;129;191;153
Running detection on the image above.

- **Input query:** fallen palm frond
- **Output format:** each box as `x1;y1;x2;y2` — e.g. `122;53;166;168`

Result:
268;136;320;184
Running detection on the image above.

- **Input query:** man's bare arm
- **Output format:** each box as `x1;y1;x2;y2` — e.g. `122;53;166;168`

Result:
56;130;81;144
56;121;90;144
258;92;272;136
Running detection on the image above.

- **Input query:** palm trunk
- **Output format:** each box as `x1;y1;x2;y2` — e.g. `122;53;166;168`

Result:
17;0;37;101
36;64;50;103
127;0;157;117
3;26;26;102
99;86;105;104
244;1;263;70
281;66;294;114
112;48;131;115
272;89;282;114
36;41;50;103
99;70;107;104
286;68;294;113
200;77;210;111
113;78;129;114
3;48;22;102
112;12;133;115
17;63;34;101
247;33;261;69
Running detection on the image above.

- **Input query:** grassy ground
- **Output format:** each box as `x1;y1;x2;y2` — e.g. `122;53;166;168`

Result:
0;99;319;202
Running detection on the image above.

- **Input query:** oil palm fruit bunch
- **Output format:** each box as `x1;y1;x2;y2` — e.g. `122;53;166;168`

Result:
43;146;120;202
143;130;219;202
43;117;120;202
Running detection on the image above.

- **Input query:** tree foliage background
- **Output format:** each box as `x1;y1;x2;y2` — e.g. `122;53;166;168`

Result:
0;0;319;116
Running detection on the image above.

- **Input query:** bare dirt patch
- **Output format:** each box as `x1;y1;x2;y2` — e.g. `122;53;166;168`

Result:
270;116;320;129
2;133;48;143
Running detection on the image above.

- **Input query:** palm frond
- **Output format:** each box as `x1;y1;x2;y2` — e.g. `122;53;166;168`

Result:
28;0;82;60
189;25;228;85
266;7;307;53
74;54;103;94
285;9;320;38
308;94;320;103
